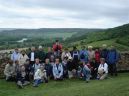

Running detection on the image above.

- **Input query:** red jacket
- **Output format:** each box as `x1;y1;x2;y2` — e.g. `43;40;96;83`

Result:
95;51;101;63
53;44;62;52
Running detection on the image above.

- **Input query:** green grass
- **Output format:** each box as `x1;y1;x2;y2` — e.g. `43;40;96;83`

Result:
0;73;129;96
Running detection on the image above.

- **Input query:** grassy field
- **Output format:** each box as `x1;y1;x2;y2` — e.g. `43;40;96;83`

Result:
0;73;129;96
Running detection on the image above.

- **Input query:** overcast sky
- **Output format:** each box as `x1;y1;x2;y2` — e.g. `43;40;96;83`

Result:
0;0;129;28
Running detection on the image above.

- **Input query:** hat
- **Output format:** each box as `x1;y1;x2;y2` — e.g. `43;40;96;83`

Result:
102;44;107;47
88;46;93;49
39;45;43;49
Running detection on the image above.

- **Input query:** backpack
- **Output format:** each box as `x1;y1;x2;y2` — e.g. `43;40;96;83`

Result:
73;51;79;60
80;52;85;59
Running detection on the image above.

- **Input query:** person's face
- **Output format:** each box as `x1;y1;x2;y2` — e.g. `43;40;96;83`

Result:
89;48;92;51
100;60;105;64
15;49;19;53
22;51;25;54
15;61;19;65
95;49;99;52
45;59;49;64
55;59;60;64
48;47;51;52
21;66;25;72
31;47;35;51
35;59;39;64
56;42;59;45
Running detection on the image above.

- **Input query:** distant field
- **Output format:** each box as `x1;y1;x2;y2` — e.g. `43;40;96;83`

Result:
0;73;129;96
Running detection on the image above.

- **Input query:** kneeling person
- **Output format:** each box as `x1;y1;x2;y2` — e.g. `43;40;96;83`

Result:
97;58;108;80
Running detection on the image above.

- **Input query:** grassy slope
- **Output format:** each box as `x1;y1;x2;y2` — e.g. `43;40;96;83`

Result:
0;73;129;96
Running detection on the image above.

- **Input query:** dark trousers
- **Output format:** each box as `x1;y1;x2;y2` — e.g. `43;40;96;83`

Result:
109;64;117;76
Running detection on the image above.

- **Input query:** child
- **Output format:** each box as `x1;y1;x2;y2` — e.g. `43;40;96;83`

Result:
97;58;108;80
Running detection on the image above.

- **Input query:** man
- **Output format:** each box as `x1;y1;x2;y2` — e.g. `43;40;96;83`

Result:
45;47;54;60
32;58;41;74
44;58;52;79
53;40;62;57
71;46;80;70
11;48;20;63
100;44;109;62
53;58;63;80
79;46;89;63
36;46;46;63
28;47;37;66
107;46;119;76
4;60;16;81
98;58;108;80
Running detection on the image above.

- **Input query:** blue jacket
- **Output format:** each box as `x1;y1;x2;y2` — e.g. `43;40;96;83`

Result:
107;49;119;64
79;50;89;63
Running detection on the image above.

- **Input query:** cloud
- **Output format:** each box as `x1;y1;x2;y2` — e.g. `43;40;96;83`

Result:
0;0;129;28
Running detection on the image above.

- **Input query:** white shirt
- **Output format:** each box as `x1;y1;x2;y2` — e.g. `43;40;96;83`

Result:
98;63;108;73
30;52;34;61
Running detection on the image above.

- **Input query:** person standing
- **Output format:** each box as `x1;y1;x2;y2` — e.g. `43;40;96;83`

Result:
53;40;62;57
36;46;46;63
11;48;20;63
28;47;37;66
79;46;89;63
107;46;119;76
18;50;29;65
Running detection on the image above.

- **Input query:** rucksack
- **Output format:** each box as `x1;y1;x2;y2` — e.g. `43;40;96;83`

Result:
80;52;85;59
73;51;79;60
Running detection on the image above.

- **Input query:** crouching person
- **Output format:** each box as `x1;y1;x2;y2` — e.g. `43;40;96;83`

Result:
33;65;48;87
16;65;30;88
53;58;63;80
82;62;91;83
97;58;108;80
4;60;16;81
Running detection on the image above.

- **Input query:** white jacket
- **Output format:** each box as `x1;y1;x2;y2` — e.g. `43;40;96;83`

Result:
98;63;108;74
18;54;29;65
34;69;42;80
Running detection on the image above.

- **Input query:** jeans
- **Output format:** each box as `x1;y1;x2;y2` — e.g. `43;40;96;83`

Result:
33;79;42;87
82;68;91;81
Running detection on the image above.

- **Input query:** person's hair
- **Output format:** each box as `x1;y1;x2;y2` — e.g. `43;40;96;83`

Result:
55;57;61;62
8;60;13;64
100;58;105;62
56;40;59;42
15;60;19;64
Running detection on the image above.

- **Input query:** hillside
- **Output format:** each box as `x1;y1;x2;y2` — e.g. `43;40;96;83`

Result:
64;23;129;51
0;28;102;50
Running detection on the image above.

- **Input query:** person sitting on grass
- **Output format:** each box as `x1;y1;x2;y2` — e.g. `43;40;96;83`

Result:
44;58;52;80
62;57;68;78
53;58;63;80
97;58;108;80
33;65;48;87
4;60;16;81
16;65;30;88
81;61;91;83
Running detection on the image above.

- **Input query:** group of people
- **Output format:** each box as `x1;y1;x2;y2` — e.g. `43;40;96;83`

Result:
4;40;120;88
